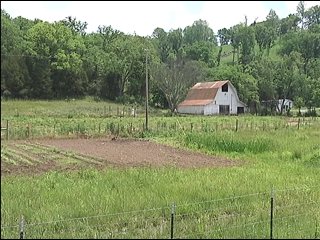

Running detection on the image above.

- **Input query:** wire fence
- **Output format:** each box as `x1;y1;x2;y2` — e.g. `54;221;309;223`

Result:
1;116;319;141
1;186;319;239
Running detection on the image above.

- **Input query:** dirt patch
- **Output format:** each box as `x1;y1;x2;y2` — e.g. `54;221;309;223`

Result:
1;137;239;177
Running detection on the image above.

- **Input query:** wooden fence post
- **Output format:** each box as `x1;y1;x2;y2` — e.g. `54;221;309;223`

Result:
270;188;275;239
235;119;239;132
19;215;24;239
6;119;9;140
170;203;176;239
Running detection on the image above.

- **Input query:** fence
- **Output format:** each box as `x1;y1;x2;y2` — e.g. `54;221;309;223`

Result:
1;186;319;239
1;117;319;141
0;120;9;140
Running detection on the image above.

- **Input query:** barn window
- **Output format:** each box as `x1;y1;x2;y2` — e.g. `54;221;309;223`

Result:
222;83;228;92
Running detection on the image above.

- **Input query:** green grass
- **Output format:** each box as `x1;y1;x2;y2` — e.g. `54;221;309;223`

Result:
1;99;320;238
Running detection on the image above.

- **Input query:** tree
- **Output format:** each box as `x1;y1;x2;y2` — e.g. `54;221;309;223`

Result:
150;58;205;112
61;16;88;36
151;27;170;63
183;19;217;45
280;29;320;74
279;14;300;36
250;58;277;102
297;1;306;29
217;28;231;66
238;24;255;66
184;41;215;65
294;96;304;116
274;51;304;114
266;9;280;35
97;25;122;51
304;5;320;29
229;24;241;65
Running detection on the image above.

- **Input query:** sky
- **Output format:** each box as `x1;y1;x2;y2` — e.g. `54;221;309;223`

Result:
1;1;320;36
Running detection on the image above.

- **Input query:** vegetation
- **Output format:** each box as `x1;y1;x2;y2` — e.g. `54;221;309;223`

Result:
1;1;320;238
1;100;320;238
1;2;320;114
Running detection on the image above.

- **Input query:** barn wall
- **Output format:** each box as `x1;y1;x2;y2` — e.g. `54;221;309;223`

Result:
204;102;219;115
215;85;238;114
177;105;205;114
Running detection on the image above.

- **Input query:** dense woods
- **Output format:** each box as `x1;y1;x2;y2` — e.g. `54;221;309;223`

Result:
1;2;320;114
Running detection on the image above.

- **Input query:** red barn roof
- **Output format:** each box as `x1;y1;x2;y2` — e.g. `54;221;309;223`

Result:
178;81;229;106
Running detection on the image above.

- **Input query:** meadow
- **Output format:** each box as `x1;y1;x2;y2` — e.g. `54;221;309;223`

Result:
1;99;320;239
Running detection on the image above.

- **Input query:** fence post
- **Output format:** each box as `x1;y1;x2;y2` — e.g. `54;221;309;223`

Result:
235;119;238;132
19;215;24;239
315;218;318;239
270;187;275;239
298;118;300;130
6;119;9;140
170;203;176;239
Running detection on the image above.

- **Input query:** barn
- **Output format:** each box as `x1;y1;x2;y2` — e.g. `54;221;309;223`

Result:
177;80;247;115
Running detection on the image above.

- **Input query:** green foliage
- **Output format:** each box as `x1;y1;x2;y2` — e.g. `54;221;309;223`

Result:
1;4;320;110
207;65;259;106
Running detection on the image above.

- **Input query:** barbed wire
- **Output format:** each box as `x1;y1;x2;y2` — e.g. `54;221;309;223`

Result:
1;186;318;229
176;219;270;239
17;206;170;228
0;224;19;229
176;191;269;208
275;200;319;210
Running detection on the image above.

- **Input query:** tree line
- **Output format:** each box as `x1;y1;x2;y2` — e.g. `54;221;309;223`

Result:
1;1;319;115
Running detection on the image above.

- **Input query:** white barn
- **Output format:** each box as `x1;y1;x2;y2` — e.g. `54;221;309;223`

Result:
177;80;247;115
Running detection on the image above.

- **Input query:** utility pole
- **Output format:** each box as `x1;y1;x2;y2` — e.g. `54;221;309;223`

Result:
145;49;149;131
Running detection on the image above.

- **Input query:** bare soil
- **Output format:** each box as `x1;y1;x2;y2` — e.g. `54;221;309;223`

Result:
1;137;238;177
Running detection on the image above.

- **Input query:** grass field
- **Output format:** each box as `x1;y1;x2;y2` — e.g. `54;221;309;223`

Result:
1;99;320;239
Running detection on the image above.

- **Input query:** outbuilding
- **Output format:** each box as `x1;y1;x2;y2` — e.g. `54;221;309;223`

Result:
177;80;246;115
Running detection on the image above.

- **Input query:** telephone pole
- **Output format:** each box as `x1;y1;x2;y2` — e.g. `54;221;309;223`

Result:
145;49;149;131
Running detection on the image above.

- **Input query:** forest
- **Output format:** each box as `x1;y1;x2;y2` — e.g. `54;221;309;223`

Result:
1;2;319;115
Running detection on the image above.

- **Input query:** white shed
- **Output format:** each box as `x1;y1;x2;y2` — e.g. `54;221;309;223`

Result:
277;99;293;112
177;81;247;115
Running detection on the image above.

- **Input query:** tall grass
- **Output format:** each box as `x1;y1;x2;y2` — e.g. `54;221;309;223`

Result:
1;99;320;238
184;131;273;154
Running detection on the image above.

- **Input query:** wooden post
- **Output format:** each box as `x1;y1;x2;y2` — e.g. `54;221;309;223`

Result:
19;215;24;239
298;118;300;130
6;120;9;140
235;119;238;132
170;203;176;239
270;188;275;239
